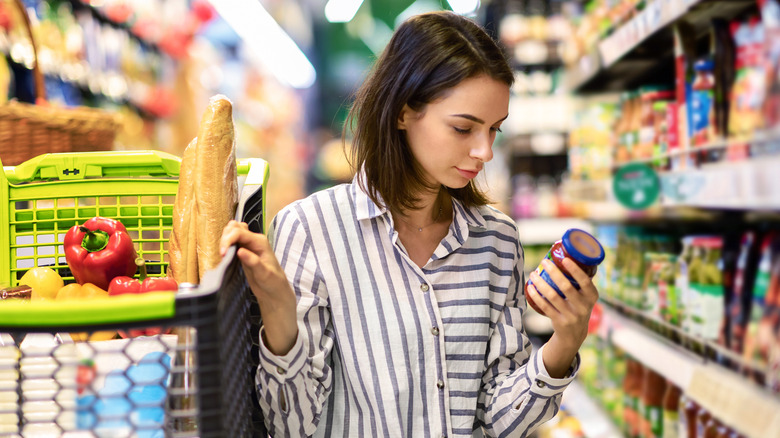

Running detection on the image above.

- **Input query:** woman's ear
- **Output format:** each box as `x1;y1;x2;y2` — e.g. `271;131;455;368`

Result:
397;104;413;130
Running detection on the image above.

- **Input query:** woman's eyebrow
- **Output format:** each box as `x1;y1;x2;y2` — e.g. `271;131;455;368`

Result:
449;114;509;124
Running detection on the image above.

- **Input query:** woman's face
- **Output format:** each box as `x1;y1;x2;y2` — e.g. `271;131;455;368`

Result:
398;74;510;190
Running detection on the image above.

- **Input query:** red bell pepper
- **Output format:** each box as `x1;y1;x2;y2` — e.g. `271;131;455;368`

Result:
108;276;178;295
107;258;177;338
64;217;138;291
108;257;178;296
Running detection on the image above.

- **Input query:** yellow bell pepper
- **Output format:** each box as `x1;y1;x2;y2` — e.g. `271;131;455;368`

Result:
55;283;109;300
55;283;115;341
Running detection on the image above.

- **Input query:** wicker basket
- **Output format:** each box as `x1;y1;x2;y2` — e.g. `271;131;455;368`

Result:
0;0;119;166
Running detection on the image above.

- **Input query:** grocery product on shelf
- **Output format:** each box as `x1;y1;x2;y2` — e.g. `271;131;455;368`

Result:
568;100;616;181
676;236;696;335
761;0;780;127
558;0;780;436
690;59;716;147
725;231;762;356
623;357;644;438
742;232;780;379
729;17;767;139
579;329;752;438
639;366;666;438
662;381;682;438
592;223;780;394
638;87;675;162
688;236;725;343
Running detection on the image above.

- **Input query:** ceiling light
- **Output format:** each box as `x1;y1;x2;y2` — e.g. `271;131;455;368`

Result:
207;0;316;89
325;0;365;23
447;0;480;16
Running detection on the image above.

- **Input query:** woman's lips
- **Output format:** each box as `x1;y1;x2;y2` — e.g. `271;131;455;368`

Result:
456;167;479;179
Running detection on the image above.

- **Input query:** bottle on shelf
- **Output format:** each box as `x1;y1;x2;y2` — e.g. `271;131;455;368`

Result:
623;358;643;438
640;367;667;438
662;381;682;438
680;395;700;438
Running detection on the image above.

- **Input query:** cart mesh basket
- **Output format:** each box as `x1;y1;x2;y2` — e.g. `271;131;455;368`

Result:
0;150;269;437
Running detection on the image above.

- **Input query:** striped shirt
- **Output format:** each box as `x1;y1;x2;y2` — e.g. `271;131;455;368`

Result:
255;178;580;438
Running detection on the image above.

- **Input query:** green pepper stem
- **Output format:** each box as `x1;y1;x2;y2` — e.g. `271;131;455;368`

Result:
136;257;148;281
79;227;109;253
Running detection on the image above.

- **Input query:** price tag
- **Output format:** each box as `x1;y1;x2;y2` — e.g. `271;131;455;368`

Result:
613;163;660;210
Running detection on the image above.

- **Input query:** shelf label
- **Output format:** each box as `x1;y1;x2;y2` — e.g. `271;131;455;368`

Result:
613;163;660;210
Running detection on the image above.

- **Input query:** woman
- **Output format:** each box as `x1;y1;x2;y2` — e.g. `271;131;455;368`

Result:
220;10;598;438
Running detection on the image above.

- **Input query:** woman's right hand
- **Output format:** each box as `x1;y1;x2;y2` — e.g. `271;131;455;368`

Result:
220;220;298;356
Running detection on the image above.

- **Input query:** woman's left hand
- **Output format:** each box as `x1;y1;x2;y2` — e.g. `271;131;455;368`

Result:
526;257;599;378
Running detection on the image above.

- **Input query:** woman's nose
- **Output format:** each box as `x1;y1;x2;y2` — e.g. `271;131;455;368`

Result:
470;134;494;163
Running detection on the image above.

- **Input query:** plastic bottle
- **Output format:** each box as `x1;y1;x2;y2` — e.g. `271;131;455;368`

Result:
662;381;682;438
691;59;716;147
681;395;700;438
641;368;667;438
696;408;712;438
697;238;725;343
525;228;605;316
676;237;695;332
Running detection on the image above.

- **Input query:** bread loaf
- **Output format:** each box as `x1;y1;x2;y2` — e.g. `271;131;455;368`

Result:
194;95;238;277
169;137;199;284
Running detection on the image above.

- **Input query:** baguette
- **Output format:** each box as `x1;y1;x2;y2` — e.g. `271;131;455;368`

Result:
169;137;199;284
194;95;238;277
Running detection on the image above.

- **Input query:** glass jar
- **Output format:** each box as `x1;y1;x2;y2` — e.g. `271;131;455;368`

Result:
525;228;605;315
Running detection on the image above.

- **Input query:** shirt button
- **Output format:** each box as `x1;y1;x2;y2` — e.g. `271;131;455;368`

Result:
536;380;546;388
436;380;444;389
431;327;439;336
420;283;429;292
277;366;286;375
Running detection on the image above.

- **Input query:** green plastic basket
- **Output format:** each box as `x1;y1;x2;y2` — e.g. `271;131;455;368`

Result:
0;150;270;437
0;150;267;290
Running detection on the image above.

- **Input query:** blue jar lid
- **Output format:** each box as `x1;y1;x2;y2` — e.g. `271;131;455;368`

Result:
561;229;605;266
694;59;714;72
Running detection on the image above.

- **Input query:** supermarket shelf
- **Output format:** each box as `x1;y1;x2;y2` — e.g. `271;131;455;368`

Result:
614;126;780;170
561;380;623;438
563;154;780;220
516;217;593;245
67;0;165;55
659;155;780;211
564;49;601;93
598;301;780;438
566;0;757;93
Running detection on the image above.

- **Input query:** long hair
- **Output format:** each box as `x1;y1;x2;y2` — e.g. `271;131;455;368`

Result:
345;11;514;212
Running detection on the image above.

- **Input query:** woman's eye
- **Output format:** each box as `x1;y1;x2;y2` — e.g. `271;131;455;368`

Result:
454;127;470;134
491;127;503;133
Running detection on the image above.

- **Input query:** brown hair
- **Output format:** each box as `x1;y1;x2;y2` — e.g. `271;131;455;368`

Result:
345;10;514;212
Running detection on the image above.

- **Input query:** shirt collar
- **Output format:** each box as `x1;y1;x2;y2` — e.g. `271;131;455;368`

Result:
352;173;488;231
353;173;387;222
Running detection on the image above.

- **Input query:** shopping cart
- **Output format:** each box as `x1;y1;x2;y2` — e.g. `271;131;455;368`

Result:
0;151;269;437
